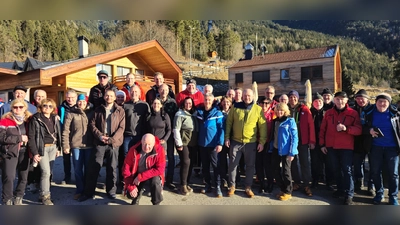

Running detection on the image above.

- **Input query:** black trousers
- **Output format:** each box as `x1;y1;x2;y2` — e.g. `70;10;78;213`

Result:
84;144;119;197
165;136;176;183
271;148;292;194
131;176;163;205
1;150;30;202
256;142;274;187
63;152;71;180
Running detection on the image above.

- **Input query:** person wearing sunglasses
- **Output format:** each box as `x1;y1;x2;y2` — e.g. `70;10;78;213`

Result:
0;99;32;205
0;85;37;117
88;70;118;109
28;98;62;205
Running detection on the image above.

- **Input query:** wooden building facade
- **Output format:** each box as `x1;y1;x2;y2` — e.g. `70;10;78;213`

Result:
228;45;342;98
0;40;182;105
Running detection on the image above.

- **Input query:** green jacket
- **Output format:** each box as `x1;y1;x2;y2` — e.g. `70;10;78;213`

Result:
225;101;267;145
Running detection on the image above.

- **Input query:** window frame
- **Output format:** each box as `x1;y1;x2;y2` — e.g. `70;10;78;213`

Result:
280;69;290;80
301;65;323;81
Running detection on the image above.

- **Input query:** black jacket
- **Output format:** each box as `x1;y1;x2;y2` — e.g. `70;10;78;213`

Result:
89;82;118;109
28;113;62;156
145;84;175;105
352;102;371;153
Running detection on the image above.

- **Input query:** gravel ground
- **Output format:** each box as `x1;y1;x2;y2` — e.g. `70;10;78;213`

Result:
1;155;389;206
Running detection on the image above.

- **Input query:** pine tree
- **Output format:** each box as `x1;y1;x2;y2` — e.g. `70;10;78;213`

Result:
342;69;355;97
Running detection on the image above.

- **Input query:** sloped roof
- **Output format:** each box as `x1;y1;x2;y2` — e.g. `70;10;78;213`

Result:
230;45;338;68
40;39;181;78
23;57;57;71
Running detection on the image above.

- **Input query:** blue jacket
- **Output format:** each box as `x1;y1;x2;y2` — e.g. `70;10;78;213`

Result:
270;117;299;156
197;106;225;148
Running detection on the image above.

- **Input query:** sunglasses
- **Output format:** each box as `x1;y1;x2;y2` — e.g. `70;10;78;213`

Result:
99;76;108;79
42;104;53;109
13;106;24;109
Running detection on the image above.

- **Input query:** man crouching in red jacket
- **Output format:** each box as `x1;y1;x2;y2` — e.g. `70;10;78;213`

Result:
122;133;166;205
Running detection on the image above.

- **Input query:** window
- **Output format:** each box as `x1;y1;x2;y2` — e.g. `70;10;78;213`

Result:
280;69;290;80
96;64;112;76
252;70;270;83
301;66;322;81
117;66;131;76
235;73;243;85
135;69;144;76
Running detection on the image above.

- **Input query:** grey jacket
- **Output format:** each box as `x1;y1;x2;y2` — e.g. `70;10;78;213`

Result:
173;109;198;147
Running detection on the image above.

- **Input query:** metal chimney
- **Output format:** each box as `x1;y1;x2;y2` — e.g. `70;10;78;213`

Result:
77;36;89;58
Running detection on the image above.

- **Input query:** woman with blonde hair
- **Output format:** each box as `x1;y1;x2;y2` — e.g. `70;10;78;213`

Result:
0;99;31;205
270;103;299;201
28;98;62;205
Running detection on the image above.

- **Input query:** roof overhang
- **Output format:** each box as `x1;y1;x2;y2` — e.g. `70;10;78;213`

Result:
41;39;182;78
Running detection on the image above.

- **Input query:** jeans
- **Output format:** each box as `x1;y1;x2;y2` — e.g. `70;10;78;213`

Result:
370;146;399;199
200;146;219;187
353;152;374;189
72;148;93;194
327;148;354;198
228;141;257;188
39;145;58;196
311;144;334;185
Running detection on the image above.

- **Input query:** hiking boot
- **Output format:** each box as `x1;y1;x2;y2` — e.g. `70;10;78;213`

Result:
201;184;212;194
216;186;223;198
14;197;23;205
292;183;300;191
4;199;13;205
367;188;375;196
164;182;177;190
388;197;399;206
42;195;54;205
276;191;284;198
344;197;354;205
304;186;313;197
279;193;292;201
373;195;384;205
245;186;254;198
181;185;190;196
187;185;193;192
228;186;236;197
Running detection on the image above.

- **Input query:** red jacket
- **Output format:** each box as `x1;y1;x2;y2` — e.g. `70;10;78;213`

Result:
122;136;166;194
319;104;362;150
121;82;146;102
175;89;204;108
292;104;316;145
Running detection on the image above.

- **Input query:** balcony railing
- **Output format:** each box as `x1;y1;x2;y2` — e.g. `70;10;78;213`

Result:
113;74;175;86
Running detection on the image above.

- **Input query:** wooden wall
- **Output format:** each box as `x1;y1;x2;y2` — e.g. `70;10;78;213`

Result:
229;58;337;97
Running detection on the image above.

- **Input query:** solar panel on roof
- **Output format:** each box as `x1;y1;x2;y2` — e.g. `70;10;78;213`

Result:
324;48;335;57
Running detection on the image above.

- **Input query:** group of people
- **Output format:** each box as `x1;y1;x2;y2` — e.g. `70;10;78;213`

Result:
0;69;399;206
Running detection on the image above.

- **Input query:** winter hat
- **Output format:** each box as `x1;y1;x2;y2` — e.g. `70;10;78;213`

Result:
313;92;323;101
321;88;333;96
354;89;369;99
334;91;348;98
186;79;197;85
288;90;299;99
375;93;392;103
116;90;126;100
13;85;27;93
97;70;109;77
77;94;87;102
